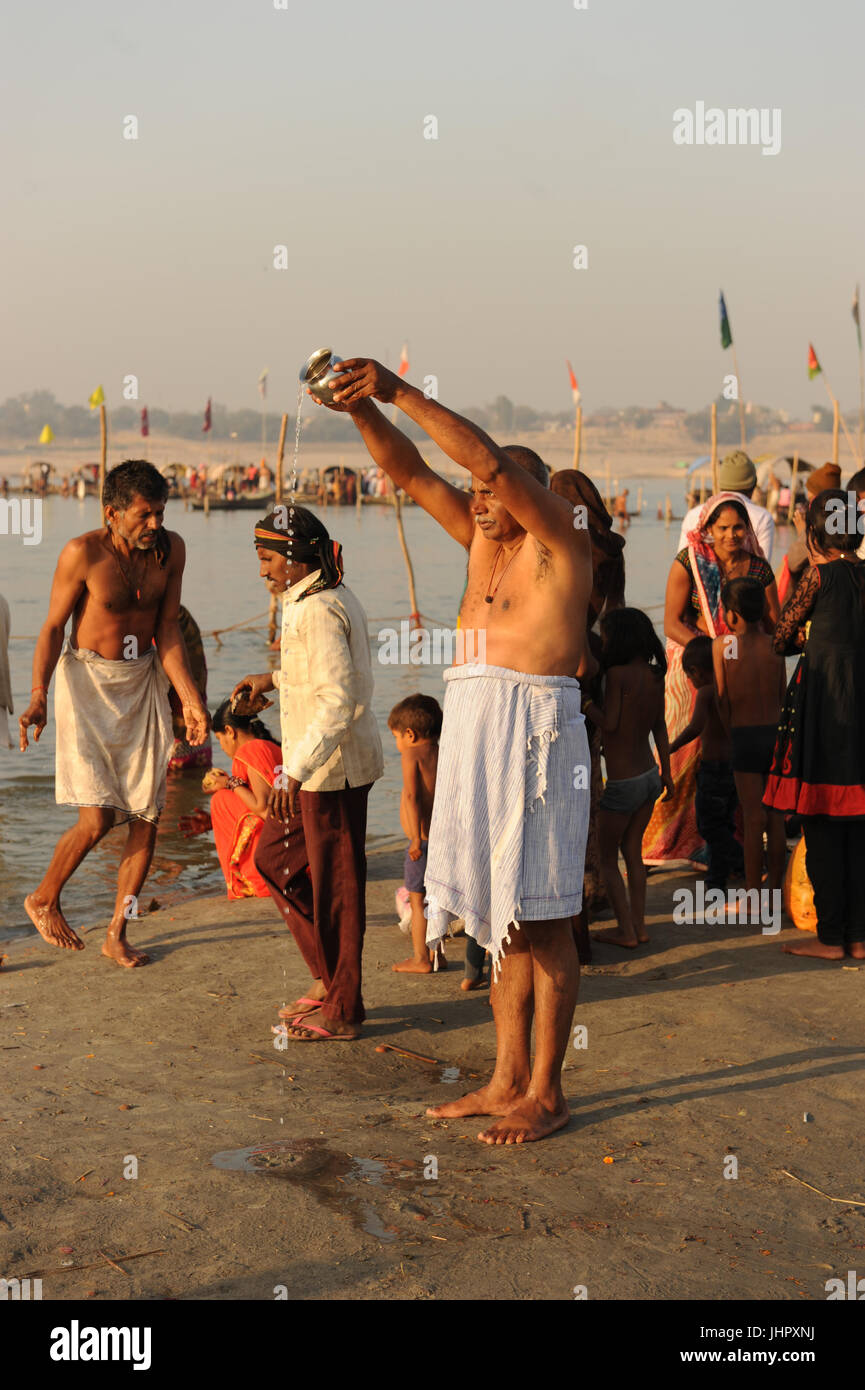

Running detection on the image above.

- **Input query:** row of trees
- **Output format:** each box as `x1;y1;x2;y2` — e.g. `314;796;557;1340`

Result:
0;390;834;448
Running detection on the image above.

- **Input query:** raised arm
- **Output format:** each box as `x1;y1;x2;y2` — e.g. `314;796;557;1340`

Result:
19;537;88;749
328;359;576;555
349;399;474;547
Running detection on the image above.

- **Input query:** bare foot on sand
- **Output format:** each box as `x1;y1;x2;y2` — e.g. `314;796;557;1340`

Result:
847;942;865;959
426;1082;526;1120
102;938;151;968
782;939;844;960
392;957;433;973
25;895;84;951
478;1095;570;1145
593;926;646;949
460;976;487;991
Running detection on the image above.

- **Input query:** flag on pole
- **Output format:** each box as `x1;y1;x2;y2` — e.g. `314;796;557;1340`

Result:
397;344;410;377
39;424;54;444
853;286;862;352
719;292;732;350
566;360;581;405
808;344;822;380
88;385;105;410
258;368;269;400
202;397;212;433
141;407;150;438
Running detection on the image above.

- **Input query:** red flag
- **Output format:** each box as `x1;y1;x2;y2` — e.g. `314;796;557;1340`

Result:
202;397;212;433
140;407;149;438
397;343;410;377
566;360;581;405
807;344;821;380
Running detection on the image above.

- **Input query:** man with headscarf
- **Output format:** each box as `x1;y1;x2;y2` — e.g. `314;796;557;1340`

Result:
233;506;383;1042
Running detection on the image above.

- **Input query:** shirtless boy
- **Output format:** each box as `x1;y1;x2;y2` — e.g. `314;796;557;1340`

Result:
712;577;786;916
312;357;594;1144
18;460;209;965
387;694;444;974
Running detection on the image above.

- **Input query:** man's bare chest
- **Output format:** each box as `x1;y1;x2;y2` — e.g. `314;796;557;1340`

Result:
83;553;166;617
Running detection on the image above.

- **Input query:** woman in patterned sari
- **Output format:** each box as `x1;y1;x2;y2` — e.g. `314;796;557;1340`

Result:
179;701;282;899
643;493;779;865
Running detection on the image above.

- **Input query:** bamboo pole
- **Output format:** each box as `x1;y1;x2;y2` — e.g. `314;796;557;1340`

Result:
636;485;643;515
699;473;706;506
819;372;860;467
710;401;719;495
730;343;746;447
99;403;107;499
572;405;583;471
787;453;799;524
664;493;672;529
274;413;288;505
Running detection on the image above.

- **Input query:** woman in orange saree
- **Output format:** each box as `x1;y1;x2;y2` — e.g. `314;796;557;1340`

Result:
180;702;282;899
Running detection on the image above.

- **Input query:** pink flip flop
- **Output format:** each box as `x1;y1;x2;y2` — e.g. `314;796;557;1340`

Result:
277;996;324;1020
271;1017;359;1043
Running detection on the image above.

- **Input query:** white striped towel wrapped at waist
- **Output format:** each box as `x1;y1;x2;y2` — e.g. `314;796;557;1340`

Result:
54;642;174;824
424;663;591;972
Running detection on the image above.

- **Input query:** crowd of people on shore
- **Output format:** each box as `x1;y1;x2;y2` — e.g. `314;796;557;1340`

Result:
10;358;865;1143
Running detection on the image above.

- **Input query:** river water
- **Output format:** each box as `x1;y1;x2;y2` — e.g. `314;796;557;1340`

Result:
0;483;778;938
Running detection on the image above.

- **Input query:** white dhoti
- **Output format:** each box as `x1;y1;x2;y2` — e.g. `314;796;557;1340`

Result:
425;663;591;972
54;643;174;824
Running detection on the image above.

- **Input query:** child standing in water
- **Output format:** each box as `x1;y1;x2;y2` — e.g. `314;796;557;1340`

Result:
387;695;446;973
712;578;787;919
583;608;673;949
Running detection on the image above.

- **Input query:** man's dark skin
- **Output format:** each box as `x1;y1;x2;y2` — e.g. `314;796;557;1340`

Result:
19;493;209;966
310;357;596;1143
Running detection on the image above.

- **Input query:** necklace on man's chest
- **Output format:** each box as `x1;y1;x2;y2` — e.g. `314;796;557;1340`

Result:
110;536;146;603
484;545;519;604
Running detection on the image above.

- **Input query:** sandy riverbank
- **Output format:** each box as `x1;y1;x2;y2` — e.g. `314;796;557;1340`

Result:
1;854;863;1302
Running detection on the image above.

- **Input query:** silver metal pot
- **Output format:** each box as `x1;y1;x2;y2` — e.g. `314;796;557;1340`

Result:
299;348;345;406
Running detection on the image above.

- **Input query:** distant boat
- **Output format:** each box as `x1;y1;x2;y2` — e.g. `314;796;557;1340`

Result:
190;490;275;512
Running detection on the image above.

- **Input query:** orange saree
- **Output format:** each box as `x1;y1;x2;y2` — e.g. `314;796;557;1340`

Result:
211;740;281;899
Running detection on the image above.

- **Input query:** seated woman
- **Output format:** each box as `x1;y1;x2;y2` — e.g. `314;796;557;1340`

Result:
643;492;779;866
179;700;282;899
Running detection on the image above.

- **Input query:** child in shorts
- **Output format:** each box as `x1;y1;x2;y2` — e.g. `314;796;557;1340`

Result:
670;636;737;894
712;577;787;915
583;608;673;948
387;694;446;973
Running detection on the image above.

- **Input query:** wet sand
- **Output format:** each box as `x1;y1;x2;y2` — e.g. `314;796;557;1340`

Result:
2;852;863;1302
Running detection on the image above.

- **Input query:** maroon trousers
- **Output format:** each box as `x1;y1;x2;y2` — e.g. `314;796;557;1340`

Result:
254;783;371;1024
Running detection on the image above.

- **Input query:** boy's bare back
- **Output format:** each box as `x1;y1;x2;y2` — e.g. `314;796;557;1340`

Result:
400;740;438;840
714;631;785;728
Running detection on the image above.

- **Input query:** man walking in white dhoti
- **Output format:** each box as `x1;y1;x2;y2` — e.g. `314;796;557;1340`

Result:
19;460;209;966
311;358;595;1144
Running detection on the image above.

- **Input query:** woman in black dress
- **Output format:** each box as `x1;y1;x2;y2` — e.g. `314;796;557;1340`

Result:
764;489;865;959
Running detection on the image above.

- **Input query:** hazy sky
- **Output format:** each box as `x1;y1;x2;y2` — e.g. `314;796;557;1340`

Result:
4;0;864;418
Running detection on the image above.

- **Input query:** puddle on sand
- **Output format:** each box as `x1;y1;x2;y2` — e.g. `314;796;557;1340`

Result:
211;1142;404;1243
